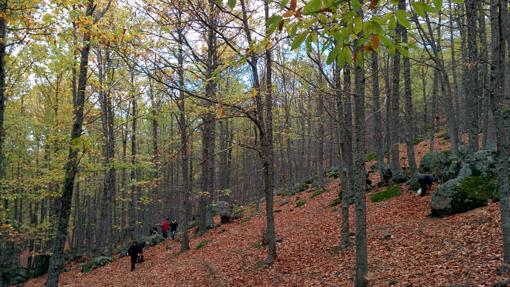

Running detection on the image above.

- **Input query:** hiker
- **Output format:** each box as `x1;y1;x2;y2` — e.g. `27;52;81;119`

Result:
128;241;139;271
170;219;178;240
417;174;434;196
162;218;169;239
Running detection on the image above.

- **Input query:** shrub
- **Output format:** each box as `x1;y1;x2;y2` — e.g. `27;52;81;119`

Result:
327;167;340;178
195;240;212;250
295;198;306;207
370;185;402;203
232;205;244;219
330;196;342;207
144;233;164;246
311;188;327;199
456;175;498;205
189;220;198;229
81;256;112;273
304;176;315;185
414;136;424;145
365;152;377;162
293;182;309;194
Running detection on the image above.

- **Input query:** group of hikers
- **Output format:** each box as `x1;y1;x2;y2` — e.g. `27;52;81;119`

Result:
128;218;179;271
127;171;435;271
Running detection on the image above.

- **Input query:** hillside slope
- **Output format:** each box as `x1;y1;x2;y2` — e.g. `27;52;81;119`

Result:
26;139;508;286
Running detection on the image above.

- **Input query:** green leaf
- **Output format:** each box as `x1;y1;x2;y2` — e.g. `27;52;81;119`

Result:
327;45;341;65
303;0;322;15
412;2;426;18
433;0;443;10
343;46;353;65
280;0;289;9
379;34;395;54
388;16;396;32
227;0;236;9
267;15;283;34
353;16;363;34
291;32;308;50
396;10;410;29
351;0;361;10
398;45;409;57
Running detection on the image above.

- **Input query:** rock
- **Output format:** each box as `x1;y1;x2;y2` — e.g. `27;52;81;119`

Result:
431;175;495;217
392;170;408;184
419;151;450;180
279;199;289;206
457;163;473;179
466;149;497;176
217;201;233;224
444;158;462;181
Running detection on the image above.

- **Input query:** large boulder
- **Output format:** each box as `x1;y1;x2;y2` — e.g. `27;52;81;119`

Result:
465;149;497;176
217;201;233;224
431;174;497;217
419;151;450;181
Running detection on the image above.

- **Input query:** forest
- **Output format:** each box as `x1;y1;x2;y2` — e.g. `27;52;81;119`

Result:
1;0;510;286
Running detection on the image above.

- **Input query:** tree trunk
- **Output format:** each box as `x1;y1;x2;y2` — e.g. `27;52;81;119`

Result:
353;20;368;287
97;48;116;256
129;71;138;240
0;0;7;211
339;63;353;249
389;15;403;177
371;52;386;180
45;2;95;286
401;1;418;183
489;0;510;266
176;13;191;251
263;0;276;263
465;0;480;152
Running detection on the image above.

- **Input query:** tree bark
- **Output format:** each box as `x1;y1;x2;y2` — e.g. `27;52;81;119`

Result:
401;0;418;183
97;48;116;256
489;0;510;266
465;0;480;152
371;52;385;180
45;1;95;286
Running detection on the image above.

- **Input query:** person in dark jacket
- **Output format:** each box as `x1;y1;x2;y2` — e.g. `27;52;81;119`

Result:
128;241;138;271
128;241;146;271
169;219;178;240
418;174;434;196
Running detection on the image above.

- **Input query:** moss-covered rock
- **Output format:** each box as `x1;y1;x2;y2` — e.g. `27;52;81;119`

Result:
144;233;164;246
370;185;402;203
81;256;112;273
419;151;450;181
430;175;497;217
466;149;497;176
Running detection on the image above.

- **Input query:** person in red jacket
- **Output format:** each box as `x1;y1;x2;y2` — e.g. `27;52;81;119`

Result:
162;218;169;240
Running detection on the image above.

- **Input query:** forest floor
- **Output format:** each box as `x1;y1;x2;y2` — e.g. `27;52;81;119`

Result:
26;137;509;287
